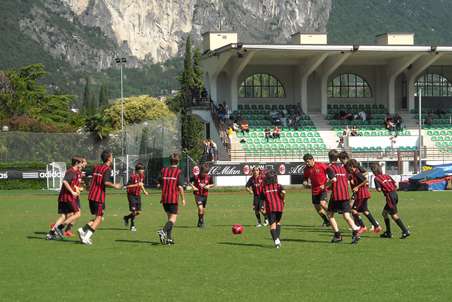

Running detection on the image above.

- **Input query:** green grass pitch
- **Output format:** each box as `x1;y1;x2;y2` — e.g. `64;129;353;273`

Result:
0;189;451;301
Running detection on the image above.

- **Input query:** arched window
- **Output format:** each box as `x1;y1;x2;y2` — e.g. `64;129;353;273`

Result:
415;73;452;97
328;73;372;98
239;73;285;98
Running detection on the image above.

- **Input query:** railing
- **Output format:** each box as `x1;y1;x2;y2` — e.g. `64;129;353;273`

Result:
228;147;452;163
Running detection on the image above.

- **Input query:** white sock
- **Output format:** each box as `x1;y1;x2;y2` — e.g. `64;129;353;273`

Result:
275;238;281;245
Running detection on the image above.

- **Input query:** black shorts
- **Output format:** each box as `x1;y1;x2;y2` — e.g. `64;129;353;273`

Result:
352;198;369;212
384;192;399;215
89;200;104;217
58;201;78;214
267;212;283;224
195;195;208;208
163;203;178;214
128;194;142;211
328;200;351;214
253;196;265;211
76;198;81;209
312;191;328;205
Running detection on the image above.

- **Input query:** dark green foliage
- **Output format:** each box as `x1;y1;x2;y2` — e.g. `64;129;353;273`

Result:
98;83;110;108
83;77;97;115
193;48;204;92
0;179;45;190
181;36;195;94
0;64;77;132
328;0;452;45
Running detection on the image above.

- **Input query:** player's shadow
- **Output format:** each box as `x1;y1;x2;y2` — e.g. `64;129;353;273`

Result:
175;226;199;229
282;238;330;244
99;228;127;231
26;235;80;244
115;239;160;245
217;242;272;249
212;224;256;228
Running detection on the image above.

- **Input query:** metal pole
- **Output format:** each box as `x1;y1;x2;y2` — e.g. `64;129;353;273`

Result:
418;88;422;172
120;63;125;159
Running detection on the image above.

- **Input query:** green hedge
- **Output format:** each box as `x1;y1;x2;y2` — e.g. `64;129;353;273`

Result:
0;161;46;170
0;179;46;190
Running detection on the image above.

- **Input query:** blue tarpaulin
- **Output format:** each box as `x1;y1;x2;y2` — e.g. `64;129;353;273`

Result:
409;168;446;182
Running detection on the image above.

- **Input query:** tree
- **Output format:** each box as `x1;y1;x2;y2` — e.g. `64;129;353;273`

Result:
98;83;109;108
180;36;195;105
192;47;204;92
83;77;96;115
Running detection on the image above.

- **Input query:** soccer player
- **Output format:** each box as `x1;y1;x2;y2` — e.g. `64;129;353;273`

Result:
77;150;122;245
326;149;363;244
245;167;268;227
370;163;410;239
123;163;149;231
64;157;87;237
189;164;214;228
302;153;331;227
262;170;285;248
157;153;186;245
345;159;382;233
46;157;83;240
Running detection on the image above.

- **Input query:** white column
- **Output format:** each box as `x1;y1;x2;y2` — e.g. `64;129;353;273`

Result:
200;52;233;105
298;53;329;113
405;53;443;111
317;53;352;115
386;54;423;113
229;52;255;111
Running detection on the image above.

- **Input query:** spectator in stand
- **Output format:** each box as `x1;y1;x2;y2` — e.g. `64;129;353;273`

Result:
337;135;345;149
232;122;240;132
208;139;218;161
385;114;396;132
201;140;210;162
342;125;351;137
270;110;281;126
339;110;354;121
227;127;234;138
394;114;403;131
264;127;272;142
240;120;249;136
425;112;433;126
350;126;359;136
273;126;281;139
358;110;367;121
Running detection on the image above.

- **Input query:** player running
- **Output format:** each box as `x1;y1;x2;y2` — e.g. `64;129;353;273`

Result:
123;163;149;232
370;163;410;239
189;164;214;228
245;167;268;227
77;150;122;245
326;149;364;244
157;153;186;245
345;159;382;233
262;170;286;249
302;153;331;227
46;157;83;240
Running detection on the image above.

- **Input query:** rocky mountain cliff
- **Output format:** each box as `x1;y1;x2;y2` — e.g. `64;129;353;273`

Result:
60;0;332;64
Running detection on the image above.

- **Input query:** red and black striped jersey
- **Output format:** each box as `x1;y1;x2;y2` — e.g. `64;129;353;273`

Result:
303;162;330;195
127;173;144;196
58;167;80;203
88;164;112;203
374;174;397;193
350;170;370;200
263;183;284;213
191;175;213;197
160;167;184;204
327;163;350;201
246;176;264;196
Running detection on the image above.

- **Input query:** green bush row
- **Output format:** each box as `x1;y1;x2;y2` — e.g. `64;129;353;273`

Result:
0;179;46;190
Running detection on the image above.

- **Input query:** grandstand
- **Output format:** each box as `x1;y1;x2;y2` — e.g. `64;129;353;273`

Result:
196;32;452;175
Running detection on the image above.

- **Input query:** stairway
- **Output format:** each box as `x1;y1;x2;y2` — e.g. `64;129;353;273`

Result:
309;113;339;149
398;111;431;147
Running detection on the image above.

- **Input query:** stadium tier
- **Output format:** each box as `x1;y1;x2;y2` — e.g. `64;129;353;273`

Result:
234;105;326;157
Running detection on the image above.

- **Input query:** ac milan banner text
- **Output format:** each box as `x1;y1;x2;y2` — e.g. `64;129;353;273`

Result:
193;162;306;177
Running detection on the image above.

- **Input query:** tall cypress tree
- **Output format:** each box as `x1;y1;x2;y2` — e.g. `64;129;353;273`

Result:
98;83;109;108
181;36;195;105
83;76;96;115
192;48;204;92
